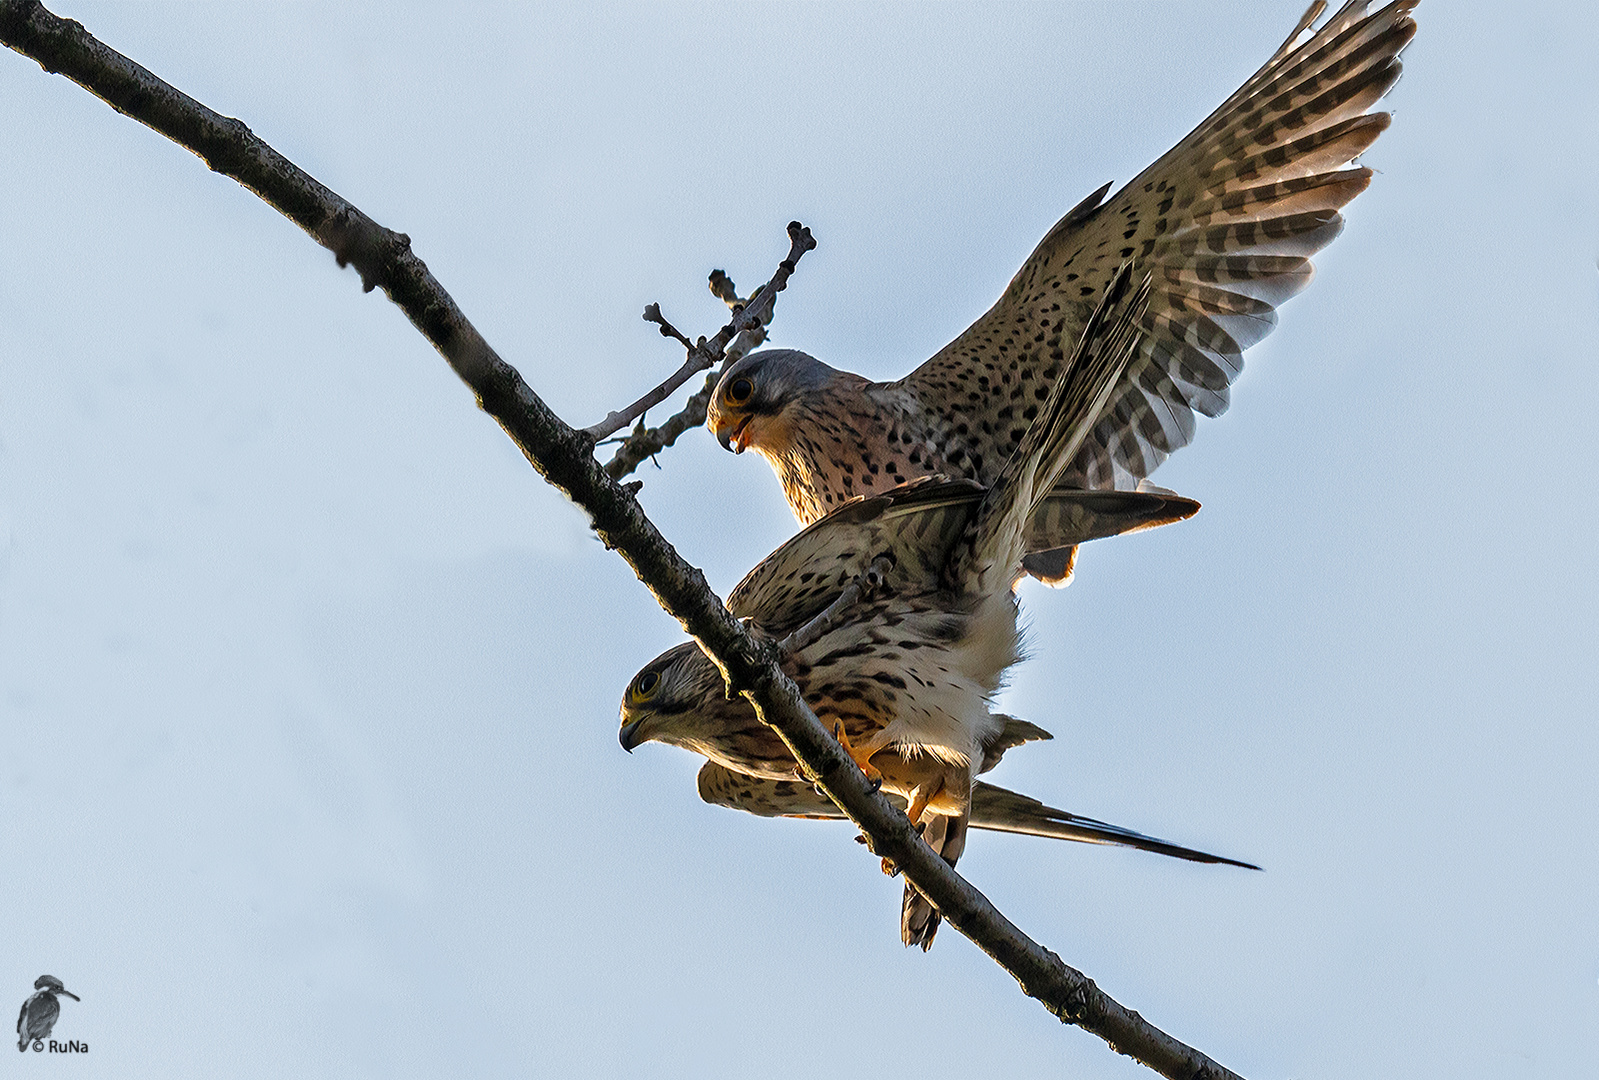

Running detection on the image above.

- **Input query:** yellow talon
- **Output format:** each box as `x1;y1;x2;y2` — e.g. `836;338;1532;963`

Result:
832;722;883;785
904;783;939;828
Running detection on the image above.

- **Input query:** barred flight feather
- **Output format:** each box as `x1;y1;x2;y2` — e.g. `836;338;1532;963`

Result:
704;1;1415;567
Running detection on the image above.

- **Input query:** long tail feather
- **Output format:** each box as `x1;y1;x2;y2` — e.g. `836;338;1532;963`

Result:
695;763;1257;869
970;783;1259;869
901;813;968;951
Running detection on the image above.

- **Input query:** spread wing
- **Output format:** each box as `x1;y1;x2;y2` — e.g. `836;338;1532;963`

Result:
896;1;1417;490
727;479;1198;635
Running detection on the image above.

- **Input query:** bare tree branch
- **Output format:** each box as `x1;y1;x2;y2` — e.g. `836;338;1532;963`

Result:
706;268;781;371
600;267;781;480
599;376;717;479
581;224;812;442
0;5;1245;1077
640;302;698;352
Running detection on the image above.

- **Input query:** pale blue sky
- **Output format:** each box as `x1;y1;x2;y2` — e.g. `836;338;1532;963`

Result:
3;3;1596;1077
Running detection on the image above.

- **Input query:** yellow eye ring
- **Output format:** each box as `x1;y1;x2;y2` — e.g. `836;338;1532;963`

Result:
727;377;754;404
631;670;661;702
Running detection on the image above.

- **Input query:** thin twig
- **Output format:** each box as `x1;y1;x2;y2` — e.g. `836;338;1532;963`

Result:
600;267;782;480
779;555;895;655
708;268;741;305
0;7;1244;1077
641;302;696;351
601;372;721;479
581;223;814;442
707;268;778;370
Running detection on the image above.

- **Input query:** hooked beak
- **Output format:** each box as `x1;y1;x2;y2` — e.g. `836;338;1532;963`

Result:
619;718;645;753
714;414;753;455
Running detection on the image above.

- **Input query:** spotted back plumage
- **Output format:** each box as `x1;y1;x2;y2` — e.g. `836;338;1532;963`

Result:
948;265;1150;595
709;1;1416;518
727;479;1198;636
723;264;1161;636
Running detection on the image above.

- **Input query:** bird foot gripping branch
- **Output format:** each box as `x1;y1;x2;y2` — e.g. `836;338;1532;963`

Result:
830;723;884;789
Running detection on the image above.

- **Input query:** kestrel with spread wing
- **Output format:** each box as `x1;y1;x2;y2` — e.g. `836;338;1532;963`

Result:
707;1;1416;577
622;268;1204;947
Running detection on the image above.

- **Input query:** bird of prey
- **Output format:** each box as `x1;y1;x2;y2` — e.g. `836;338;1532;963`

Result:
706;1;1416;580
622;267;1183;947
16;976;78;1052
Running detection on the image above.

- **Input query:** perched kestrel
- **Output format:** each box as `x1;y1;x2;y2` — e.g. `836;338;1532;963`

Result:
707;1;1416;578
622;269;1176;946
